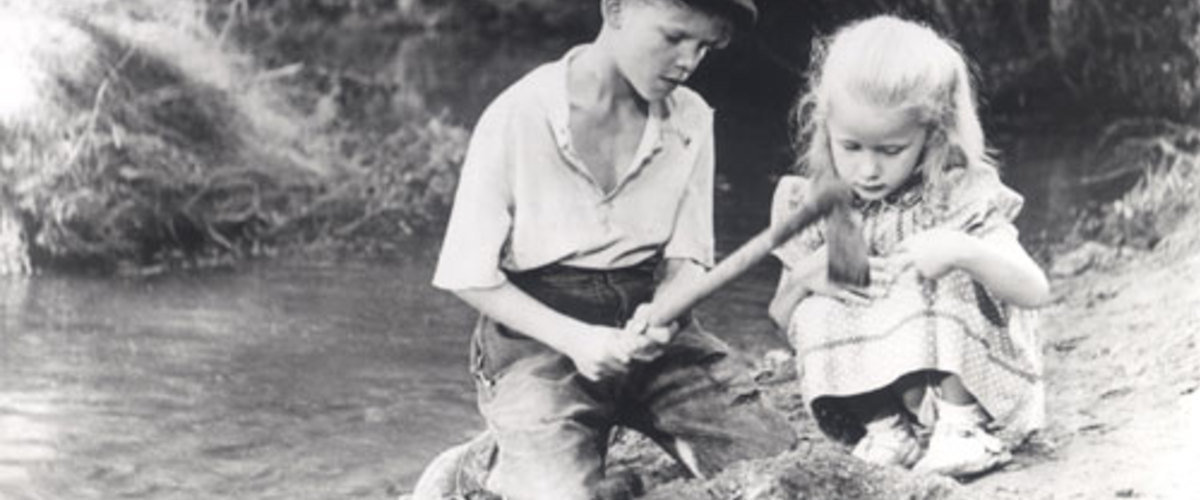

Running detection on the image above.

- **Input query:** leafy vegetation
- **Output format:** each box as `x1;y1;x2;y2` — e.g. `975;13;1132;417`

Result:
1;0;1197;274
0;1;466;272
1071;119;1200;249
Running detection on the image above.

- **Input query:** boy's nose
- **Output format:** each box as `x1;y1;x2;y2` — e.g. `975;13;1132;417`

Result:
673;43;708;75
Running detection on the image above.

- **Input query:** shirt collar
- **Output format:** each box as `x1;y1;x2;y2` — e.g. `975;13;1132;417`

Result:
547;45;696;162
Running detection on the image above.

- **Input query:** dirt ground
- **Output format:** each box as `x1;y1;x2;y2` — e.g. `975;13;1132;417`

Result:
968;231;1200;499
627;223;1200;499
399;219;1200;500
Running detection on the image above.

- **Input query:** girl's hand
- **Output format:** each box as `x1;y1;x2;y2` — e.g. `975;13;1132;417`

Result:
892;228;976;280
795;247;872;305
562;326;635;381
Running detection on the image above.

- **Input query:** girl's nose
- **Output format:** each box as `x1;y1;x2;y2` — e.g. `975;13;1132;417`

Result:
860;157;882;179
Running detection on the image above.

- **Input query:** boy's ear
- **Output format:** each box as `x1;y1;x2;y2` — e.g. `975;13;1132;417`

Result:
601;0;623;28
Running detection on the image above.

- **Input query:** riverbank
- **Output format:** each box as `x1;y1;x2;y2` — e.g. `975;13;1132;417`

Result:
619;217;1200;499
971;224;1200;499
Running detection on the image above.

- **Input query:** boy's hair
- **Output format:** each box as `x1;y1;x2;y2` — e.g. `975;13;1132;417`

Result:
618;0;757;30
792;15;993;211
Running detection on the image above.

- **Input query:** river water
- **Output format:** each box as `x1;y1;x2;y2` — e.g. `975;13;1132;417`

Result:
0;249;483;499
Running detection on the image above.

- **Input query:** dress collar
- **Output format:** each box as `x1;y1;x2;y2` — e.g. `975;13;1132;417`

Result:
850;174;925;212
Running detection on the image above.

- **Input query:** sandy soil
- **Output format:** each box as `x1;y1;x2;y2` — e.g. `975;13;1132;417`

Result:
400;225;1200;500
628;226;1200;499
969;235;1200;499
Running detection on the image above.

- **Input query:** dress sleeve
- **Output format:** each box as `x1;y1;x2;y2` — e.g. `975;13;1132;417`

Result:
943;169;1024;240
430;99;514;291
770;175;826;268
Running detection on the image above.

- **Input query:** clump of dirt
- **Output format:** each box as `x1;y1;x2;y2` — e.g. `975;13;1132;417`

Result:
600;357;964;500
635;442;962;500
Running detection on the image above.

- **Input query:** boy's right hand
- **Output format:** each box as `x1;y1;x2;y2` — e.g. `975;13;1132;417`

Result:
617;304;675;363
562;326;637;381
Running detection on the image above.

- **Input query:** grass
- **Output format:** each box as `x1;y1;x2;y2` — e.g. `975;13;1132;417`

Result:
1070;119;1200;250
0;1;466;273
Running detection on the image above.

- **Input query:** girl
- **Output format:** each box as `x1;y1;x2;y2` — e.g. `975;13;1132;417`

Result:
769;15;1050;477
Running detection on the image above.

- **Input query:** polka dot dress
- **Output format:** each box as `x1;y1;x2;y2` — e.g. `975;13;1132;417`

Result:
771;170;1045;443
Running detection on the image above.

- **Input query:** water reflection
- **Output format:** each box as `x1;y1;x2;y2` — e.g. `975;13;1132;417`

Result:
0;257;482;499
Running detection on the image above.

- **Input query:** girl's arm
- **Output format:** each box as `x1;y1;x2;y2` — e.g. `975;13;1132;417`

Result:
769;266;811;330
897;228;1050;307
767;247;872;330
956;230;1051;307
454;284;633;381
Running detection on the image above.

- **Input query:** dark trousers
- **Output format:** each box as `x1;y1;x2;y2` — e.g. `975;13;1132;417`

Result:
469;261;797;500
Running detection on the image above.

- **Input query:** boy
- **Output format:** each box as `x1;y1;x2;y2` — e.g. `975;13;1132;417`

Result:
417;0;795;498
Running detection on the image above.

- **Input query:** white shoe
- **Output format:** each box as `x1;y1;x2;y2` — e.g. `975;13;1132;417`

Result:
851;414;923;468
913;421;1012;477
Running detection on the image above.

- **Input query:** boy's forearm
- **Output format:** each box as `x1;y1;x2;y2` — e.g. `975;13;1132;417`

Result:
646;258;707;327
656;258;706;299
454;283;595;355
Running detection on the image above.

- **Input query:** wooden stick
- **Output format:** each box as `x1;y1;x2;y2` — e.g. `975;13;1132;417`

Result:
647;178;856;327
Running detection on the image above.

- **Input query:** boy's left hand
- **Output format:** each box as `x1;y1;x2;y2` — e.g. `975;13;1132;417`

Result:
891;228;976;280
619;304;677;362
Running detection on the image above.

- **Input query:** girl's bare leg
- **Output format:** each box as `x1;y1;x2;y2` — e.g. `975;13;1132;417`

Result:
935;373;978;405
890;372;931;417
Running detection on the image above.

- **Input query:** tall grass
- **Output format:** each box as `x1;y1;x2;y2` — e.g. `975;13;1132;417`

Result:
0;0;466;272
1069;119;1200;249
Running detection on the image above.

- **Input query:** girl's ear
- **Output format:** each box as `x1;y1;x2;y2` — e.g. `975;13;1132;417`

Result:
918;126;948;171
810;124;837;179
946;144;968;170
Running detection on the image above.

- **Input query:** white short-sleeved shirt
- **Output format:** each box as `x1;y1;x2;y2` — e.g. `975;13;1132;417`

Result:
432;46;716;291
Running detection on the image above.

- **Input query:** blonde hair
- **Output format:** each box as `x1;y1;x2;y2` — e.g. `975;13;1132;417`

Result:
793;15;995;211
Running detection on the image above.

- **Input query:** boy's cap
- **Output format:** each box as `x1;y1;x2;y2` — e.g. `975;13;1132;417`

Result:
685;0;757;29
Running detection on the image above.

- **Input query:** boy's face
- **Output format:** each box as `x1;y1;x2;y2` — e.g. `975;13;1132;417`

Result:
608;0;732;101
826;92;928;201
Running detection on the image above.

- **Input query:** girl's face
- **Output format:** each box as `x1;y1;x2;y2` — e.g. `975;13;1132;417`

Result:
608;0;731;101
826;93;928;201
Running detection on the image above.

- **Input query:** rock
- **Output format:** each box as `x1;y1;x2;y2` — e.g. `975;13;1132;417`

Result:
0;199;30;276
1050;241;1119;277
752;348;798;385
406;433;498;500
